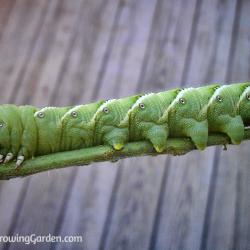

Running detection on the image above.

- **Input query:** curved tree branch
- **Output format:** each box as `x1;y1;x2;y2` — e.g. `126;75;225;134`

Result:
1;128;250;180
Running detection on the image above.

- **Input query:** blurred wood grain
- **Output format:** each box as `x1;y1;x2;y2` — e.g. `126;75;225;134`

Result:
0;0;249;249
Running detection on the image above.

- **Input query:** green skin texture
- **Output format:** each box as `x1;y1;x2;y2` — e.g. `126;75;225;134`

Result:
93;95;140;150
18;105;38;159
61;101;105;151
207;83;249;144
165;87;217;150
0;105;23;157
0;83;249;167
34;107;72;156
128;88;181;152
238;85;250;126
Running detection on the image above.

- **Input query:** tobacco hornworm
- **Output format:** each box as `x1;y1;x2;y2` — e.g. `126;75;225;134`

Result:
0;82;249;168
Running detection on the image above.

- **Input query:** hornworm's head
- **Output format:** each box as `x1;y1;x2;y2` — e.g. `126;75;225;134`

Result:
238;85;250;125
168;88;206;122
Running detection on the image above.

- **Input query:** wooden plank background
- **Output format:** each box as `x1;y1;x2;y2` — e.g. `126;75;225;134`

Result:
0;0;249;249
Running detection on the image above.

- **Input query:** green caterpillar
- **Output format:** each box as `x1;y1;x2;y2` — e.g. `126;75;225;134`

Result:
0;82;249;168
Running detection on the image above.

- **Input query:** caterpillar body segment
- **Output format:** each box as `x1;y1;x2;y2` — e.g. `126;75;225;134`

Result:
0;82;249;167
93;95;140;150
165;87;214;150
17;105;38;166
238;86;250;126
34;107;73;156
207;83;248;144
128;88;181;153
196;84;221;108
61;101;105;151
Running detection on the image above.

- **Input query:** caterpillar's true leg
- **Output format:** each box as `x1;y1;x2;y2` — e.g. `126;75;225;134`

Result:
0;149;8;164
0;154;3;163
16;155;24;168
16;146;31;167
4;152;14;163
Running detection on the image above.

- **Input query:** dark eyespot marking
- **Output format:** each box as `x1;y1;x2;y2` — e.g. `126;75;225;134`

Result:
0;122;4;128
103;107;109;113
216;95;223;102
179;98;186;105
246;93;250;100
71;111;78;118
139;103;145;109
37;112;45;118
